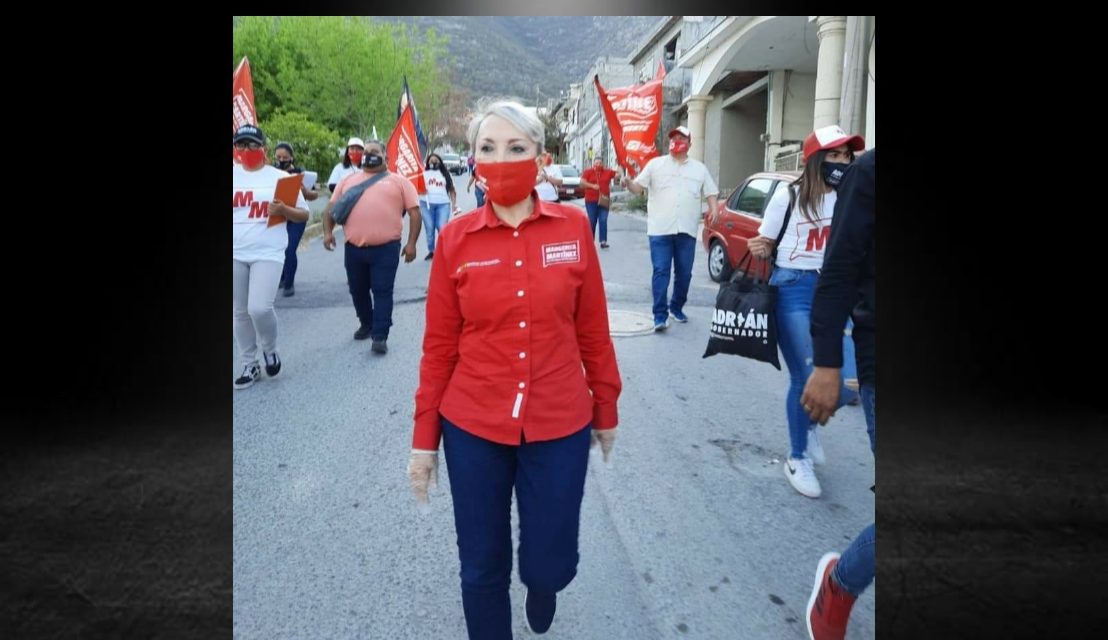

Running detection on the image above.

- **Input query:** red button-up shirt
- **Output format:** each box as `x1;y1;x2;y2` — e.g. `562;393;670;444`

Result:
412;195;622;450
581;167;618;202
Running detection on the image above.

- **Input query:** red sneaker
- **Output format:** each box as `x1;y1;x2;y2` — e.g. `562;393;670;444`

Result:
807;552;858;640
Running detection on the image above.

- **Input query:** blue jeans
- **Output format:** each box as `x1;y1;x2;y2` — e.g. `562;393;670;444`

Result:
441;418;591;640
343;240;400;340
421;201;452;252
279;220;307;287
585;201;609;243
648;233;696;323
474;186;486;208
833;384;875;595
770;267;858;459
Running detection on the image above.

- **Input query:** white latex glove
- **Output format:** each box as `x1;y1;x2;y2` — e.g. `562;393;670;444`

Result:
407;450;439;503
590;428;617;463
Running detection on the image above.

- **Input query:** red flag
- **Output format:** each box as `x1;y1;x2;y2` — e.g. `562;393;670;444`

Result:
232;57;257;163
594;75;628;174
656;60;667;80
387;104;427;193
594;72;665;178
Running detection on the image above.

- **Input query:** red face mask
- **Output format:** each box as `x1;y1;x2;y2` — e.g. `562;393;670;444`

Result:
349;150;364;166
669;138;690;154
477;159;537;206
236;148;266;168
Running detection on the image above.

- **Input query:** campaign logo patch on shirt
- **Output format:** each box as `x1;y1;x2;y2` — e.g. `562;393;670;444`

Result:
456;258;501;273
542;241;580;267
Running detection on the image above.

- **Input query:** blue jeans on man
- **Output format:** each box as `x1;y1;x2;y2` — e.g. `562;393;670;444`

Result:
343;240;400;340
585;201;608;243
832;384;875;594
648;233;697;324
441;417;591;640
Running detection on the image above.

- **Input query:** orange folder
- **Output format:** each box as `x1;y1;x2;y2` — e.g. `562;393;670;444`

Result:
268;173;304;227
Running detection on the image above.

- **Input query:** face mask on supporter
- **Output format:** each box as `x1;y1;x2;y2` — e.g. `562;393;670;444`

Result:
669;138;690;154
429;161;440;169
236;148;266;168
821;162;850;188
277;160;293;170
349;150;364;166
362;153;384;169
477;158;537;206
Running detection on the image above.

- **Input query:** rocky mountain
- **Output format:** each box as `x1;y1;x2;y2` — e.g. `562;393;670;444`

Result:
374;16;662;103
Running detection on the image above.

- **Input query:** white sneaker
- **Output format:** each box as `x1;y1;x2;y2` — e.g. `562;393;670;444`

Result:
806;427;826;465
784;457;822;498
233;362;261;390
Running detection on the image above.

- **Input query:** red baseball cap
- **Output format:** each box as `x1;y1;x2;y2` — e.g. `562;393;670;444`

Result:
802;125;865;162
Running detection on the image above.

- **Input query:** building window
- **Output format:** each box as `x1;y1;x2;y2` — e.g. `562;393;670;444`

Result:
665;33;680;65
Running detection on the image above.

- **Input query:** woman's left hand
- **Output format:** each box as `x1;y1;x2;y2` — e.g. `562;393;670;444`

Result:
747;236;774;259
590;428;617;463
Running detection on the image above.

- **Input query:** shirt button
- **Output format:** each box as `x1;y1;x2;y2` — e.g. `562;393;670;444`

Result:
517;290;525;297
519;382;526;389
515;260;523;267
519;321;527;328
513;231;519;237
519;352;526;359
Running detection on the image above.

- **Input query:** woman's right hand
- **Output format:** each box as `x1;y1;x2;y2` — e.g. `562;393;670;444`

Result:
323;232;336;251
407;451;439;504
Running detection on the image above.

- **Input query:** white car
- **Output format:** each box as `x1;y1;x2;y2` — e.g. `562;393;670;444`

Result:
553;164;582;200
440;153;465;175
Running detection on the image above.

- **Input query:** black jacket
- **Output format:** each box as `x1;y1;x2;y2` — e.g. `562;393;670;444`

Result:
811;148;875;387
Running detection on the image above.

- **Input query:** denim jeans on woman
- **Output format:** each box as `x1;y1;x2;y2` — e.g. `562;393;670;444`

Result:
770;266;858;459
584;201;609;243
421;200;452;252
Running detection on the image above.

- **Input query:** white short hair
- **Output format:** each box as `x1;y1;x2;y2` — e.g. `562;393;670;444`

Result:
467;100;544;155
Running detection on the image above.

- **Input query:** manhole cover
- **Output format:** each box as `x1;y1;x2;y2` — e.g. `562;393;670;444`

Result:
608;309;657;337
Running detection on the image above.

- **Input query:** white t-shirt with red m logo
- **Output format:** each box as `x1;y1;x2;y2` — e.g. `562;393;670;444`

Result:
758;186;838;271
232;164;308;263
421;170;451;205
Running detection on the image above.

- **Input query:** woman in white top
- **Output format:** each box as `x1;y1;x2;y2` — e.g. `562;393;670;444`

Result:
327;137;365;193
747;125;864;499
231;124;310;390
420;152;460;260
534;152;562;202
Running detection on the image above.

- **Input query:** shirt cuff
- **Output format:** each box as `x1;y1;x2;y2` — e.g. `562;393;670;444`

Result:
592;403;619;430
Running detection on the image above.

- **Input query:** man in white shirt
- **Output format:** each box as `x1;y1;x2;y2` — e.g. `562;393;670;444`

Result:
623;126;719;332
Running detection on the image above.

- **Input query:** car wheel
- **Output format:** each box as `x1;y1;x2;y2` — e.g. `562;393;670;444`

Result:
708;240;733;283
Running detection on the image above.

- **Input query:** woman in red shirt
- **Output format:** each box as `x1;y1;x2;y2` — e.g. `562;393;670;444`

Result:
580;158;619;248
408;100;622;639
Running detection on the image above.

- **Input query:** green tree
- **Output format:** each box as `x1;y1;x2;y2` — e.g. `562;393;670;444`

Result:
233;17;451;146
259;111;339;177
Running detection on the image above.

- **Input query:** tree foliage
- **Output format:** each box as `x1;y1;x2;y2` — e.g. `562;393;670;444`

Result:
233;17;451;154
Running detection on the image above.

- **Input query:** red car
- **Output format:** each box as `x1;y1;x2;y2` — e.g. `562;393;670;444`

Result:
702;170;801;282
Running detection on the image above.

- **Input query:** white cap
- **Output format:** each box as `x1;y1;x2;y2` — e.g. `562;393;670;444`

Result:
668;125;691;139
346;137;365;149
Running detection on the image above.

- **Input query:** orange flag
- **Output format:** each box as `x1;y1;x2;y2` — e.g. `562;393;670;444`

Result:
387;104;427;193
595;70;665;178
232;57;257;163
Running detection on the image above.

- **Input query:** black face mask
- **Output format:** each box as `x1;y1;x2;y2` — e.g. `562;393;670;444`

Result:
429;162;440;169
363;153;384;169
276;160;293;170
821;162;850;188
